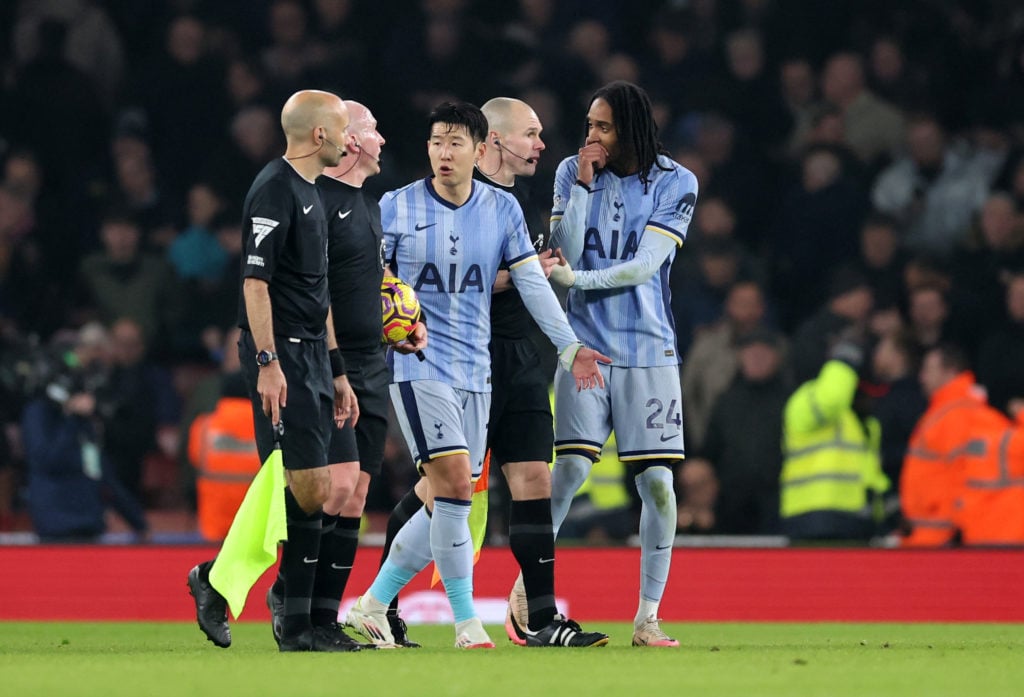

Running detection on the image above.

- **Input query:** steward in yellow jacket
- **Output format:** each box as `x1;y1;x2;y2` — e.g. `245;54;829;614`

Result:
781;338;890;540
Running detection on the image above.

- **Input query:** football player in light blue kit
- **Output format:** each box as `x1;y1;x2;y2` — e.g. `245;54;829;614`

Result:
546;81;698;647
347;101;610;649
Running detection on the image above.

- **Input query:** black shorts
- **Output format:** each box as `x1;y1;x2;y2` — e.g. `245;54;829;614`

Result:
488;336;555;465
240;330;332;471
327;348;390;476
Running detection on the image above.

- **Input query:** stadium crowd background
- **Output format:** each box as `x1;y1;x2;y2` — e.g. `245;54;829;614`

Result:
1;0;1023;543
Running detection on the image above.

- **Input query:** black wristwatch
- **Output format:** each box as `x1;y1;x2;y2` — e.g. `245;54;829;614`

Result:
256;349;278;367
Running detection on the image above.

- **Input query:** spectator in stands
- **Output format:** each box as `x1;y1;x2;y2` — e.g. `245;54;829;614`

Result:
820;51;905;168
682;280;773;450
675;457;717;535
701;327;790;535
99;317;180;501
779;57;821;159
225;58;270;112
672;236;744;357
907;284;950;352
771;143;868;326
843;213;908;312
77;212;181;348
174;210;241;362
870;327;927;528
168;183;227;283
872;114;989;258
977;274;1024;416
951;192;1024;337
789;267;874;384
865;35;932;114
7;17;108;195
709;28;792;150
129;14;228;195
21;325;148;542
203;105;284;205
640;8;706;119
261;0;334;94
11;0;125;106
105;133;179;250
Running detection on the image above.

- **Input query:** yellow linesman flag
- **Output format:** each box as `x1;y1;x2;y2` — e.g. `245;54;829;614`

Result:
430;449;490;587
208;445;287;619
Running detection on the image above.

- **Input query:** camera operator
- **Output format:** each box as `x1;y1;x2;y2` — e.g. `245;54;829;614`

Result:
20;324;148;542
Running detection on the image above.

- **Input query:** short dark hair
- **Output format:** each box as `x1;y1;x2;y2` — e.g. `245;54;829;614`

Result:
427;101;488;144
586;81;671;193
887;327;923;371
931;342;970;373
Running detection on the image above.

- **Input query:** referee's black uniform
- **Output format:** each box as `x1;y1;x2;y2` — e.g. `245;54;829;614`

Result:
472;169;555;467
318;174;389;475
238;157;333;471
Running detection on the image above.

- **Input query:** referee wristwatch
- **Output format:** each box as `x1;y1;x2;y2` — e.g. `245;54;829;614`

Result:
255;349;278;367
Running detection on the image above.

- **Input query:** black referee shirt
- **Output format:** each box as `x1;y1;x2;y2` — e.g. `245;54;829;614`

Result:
472;168;546;341
237;158;329;340
318;175;386;353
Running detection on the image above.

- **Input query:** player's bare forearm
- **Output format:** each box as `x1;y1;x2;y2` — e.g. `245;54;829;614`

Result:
325;306;339;350
243;278;276;352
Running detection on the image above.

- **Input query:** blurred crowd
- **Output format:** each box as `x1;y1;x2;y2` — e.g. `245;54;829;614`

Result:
2;0;1024;543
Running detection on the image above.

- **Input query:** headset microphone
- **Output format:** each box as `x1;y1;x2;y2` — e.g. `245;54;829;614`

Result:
494;138;536;164
323;137;347;157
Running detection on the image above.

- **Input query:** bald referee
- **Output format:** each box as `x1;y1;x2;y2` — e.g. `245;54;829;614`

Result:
188;90;361;652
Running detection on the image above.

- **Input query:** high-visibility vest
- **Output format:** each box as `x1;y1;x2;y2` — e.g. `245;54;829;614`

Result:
900;372;1008;547
781;360;889;519
959;414;1024;546
188;397;260;541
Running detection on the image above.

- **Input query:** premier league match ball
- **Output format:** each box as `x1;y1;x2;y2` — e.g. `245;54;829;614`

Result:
381;276;421;344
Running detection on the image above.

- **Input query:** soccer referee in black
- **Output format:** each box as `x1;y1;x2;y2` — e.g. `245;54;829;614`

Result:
188;90;360;652
266;100;426;648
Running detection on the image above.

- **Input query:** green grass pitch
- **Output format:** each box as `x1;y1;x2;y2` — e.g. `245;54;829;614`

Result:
2;622;1023;697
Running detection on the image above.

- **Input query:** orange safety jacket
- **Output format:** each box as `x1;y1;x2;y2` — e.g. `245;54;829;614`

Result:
900;372;1009;547
959;410;1024;546
188;397;260;541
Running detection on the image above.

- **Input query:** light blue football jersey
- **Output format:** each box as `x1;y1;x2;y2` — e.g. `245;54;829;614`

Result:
382;177;538;392
550;154;697;367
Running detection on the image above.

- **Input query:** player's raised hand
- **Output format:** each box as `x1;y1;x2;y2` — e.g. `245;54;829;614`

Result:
571;346;611;391
577;141;609;186
258;362;287;425
333;374;360;428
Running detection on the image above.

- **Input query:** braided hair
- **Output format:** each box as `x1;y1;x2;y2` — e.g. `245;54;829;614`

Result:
586;81;671;194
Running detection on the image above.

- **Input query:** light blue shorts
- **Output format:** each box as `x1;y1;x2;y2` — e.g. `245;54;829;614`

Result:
553;364;685;463
390;380;490;479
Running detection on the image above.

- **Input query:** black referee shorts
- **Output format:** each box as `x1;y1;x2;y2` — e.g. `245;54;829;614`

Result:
488;336;555;465
240;330;333;471
327;348;390;476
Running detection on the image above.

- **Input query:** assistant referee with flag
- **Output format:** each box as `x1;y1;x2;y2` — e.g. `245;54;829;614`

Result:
187;89;362;652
